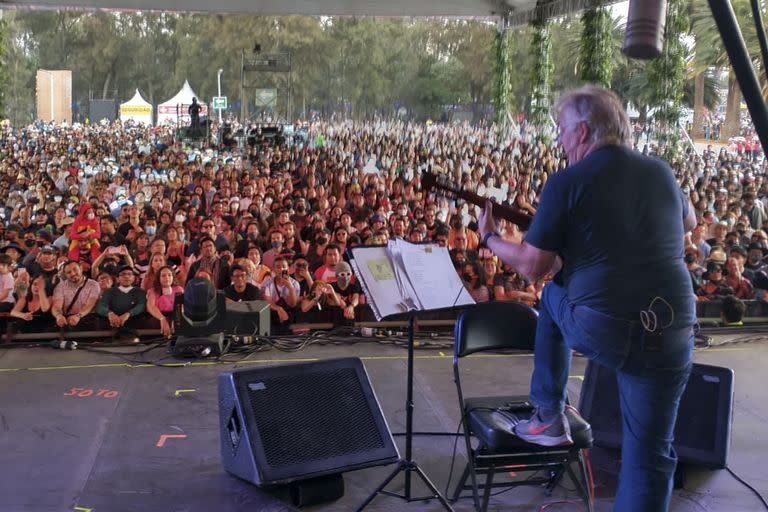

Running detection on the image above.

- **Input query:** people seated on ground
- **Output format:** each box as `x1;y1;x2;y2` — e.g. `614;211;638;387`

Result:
684;245;705;295
163;225;187;269
482;257;500;300
96;265;146;340
313;243;343;283
724;256;755;300
9;275;53;333
262;256;299;332
720;295;746;326
1;242;25;270
744;242;767;281
96;269;114;292
331;261;361;321
224;264;262;303
25;245;60;296
91;244;134;279
142;252;167;290
300;279;343;320
146;266;183;337
0;254;16;334
263;229;292;269
244;246;271;286
129;231;152;276
68;204;101;263
462;259;490;303
290;256;314;300
493;262;538;306
697;261;735;301
187;236;231;290
52;260;101;331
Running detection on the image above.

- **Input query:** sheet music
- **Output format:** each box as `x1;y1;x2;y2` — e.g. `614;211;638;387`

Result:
350;245;412;320
396;241;474;310
350;241;474;321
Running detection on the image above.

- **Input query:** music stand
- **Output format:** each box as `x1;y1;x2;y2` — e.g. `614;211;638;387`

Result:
349;243;469;512
355;313;454;512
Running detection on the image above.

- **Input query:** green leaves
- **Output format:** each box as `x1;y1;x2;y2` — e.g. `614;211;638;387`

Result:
578;7;614;88
647;0;689;161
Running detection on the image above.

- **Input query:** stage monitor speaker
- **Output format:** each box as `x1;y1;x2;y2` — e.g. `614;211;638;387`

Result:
578;361;734;468
225;300;271;337
218;357;399;486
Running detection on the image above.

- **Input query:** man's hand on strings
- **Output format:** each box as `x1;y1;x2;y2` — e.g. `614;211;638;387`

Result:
479;200;498;239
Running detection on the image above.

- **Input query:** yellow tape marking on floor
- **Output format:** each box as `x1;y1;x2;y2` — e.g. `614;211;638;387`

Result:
0;346;751;374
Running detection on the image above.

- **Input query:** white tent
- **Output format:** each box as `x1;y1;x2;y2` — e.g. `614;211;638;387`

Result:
119;89;153;125
156;80;208;125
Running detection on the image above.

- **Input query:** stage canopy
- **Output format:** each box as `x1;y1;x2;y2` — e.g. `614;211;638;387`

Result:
119;89;153;125
2;0;621;26
156;80;208;126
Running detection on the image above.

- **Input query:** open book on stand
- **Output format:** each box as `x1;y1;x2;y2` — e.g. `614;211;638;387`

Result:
349;239;475;321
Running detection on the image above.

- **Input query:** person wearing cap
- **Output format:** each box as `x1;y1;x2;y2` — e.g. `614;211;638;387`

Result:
96;265;146;337
25;244;60;296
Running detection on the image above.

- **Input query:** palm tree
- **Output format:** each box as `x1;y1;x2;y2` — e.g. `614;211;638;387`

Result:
690;0;768;139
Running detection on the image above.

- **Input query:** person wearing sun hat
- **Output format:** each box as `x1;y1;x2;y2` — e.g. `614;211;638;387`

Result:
697;261;733;300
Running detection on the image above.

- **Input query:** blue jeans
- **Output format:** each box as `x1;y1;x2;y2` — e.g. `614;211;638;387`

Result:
530;282;693;512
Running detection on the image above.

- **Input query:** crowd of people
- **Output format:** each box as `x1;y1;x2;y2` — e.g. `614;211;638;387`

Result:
0;115;765;340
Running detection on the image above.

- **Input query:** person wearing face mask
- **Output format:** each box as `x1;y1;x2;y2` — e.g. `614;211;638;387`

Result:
68;204;101;263
743;242;767;280
291;198;310;231
262;230;292;270
461;260;489;302
331;261;362;320
144;215;159;240
301;228;327;271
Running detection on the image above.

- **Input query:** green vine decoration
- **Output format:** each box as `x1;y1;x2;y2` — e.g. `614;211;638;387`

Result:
579;7;614;87
493;27;515;135
646;0;688;162
529;19;553;131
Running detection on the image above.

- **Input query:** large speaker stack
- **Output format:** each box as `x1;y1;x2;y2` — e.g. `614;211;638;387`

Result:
218;358;399;505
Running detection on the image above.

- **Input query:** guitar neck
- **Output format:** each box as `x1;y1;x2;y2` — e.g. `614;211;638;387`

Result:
455;189;532;230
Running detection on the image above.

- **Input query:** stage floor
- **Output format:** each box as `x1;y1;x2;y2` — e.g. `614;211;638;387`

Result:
0;334;766;512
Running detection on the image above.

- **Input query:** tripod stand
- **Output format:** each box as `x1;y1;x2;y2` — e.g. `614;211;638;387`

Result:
356;314;455;512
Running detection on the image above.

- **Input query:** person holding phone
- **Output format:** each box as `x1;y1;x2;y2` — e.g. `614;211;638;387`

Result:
262;256;299;333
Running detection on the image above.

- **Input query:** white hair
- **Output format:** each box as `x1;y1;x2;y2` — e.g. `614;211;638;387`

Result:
555;85;631;147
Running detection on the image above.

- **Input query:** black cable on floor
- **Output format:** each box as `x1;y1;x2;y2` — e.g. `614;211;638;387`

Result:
727;466;768;510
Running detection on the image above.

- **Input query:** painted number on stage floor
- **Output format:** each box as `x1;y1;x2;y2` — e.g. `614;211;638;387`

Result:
64;388;120;398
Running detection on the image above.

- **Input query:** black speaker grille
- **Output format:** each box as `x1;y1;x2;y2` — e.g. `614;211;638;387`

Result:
246;367;385;469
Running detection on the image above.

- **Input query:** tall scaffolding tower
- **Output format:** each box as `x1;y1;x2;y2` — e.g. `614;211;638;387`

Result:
240;49;292;122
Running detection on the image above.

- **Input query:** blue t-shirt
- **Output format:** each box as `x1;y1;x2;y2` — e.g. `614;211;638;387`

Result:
525;145;696;328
